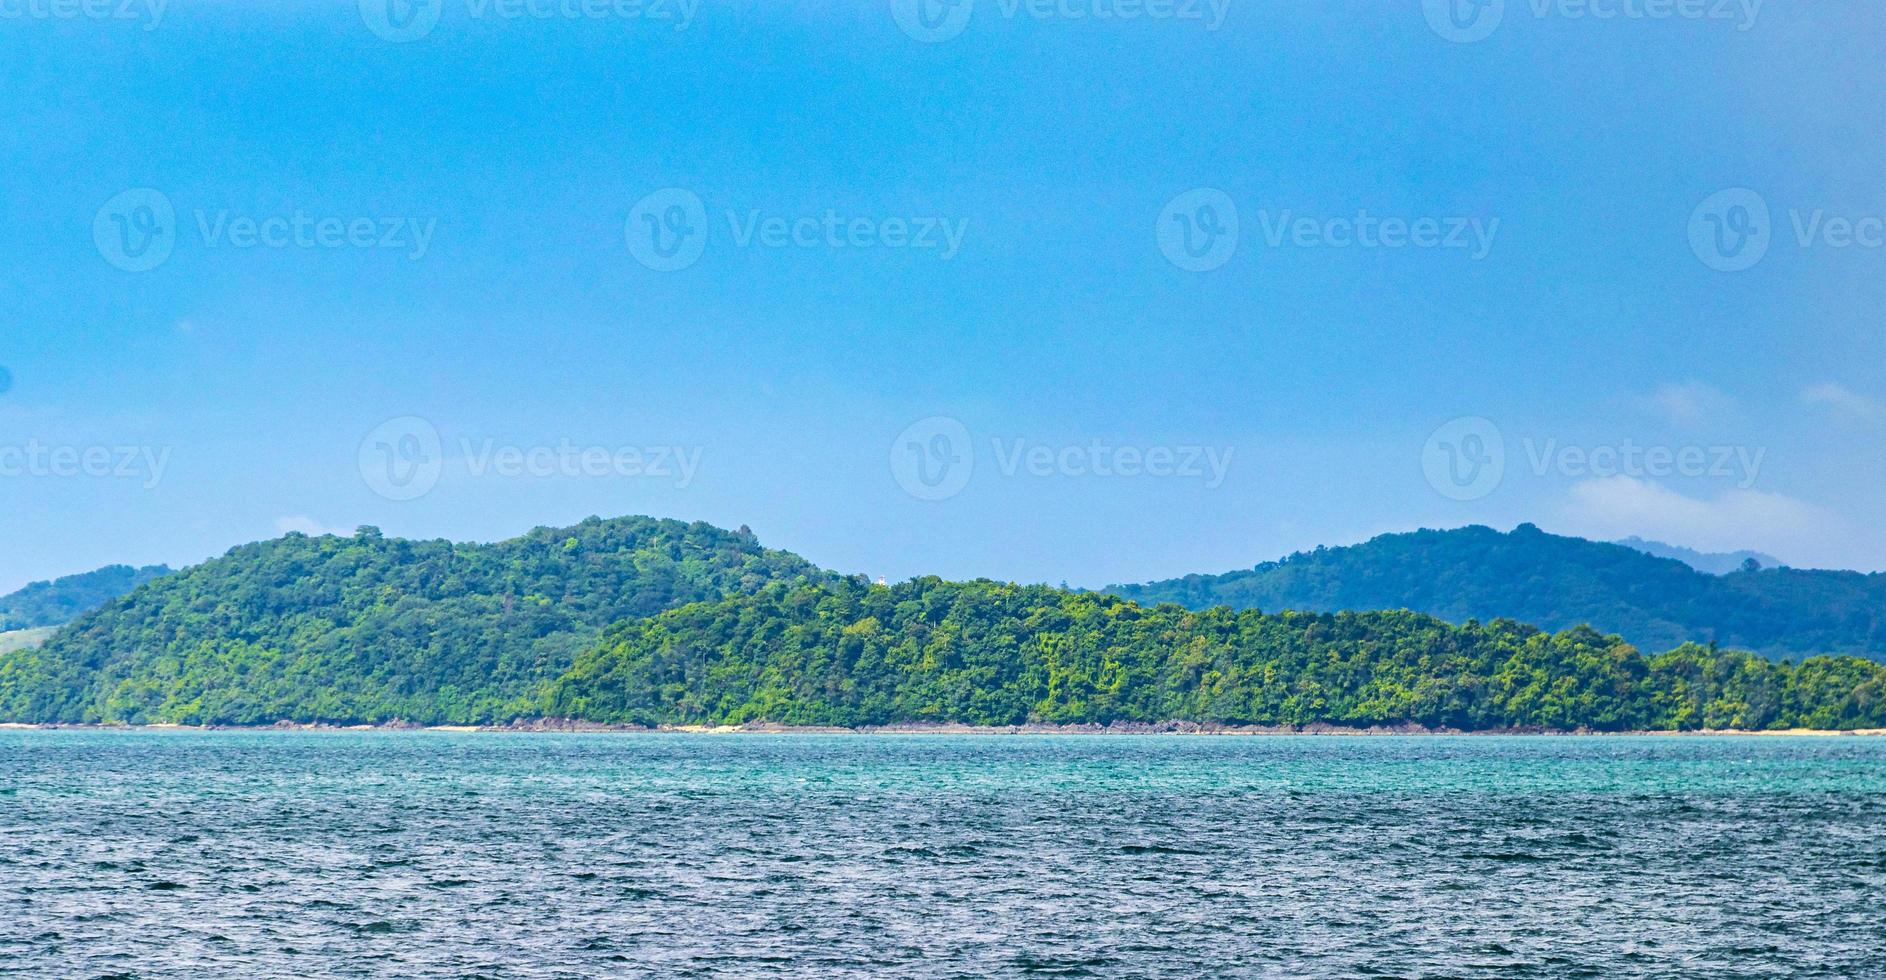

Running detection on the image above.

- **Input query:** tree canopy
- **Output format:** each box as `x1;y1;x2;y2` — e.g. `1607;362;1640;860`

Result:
0;564;172;631
550;577;1886;732
0;516;822;724
1108;524;1886;661
4;519;1883;731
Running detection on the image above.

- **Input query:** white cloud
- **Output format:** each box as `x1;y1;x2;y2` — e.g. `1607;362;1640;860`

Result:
1559;476;1827;557
1647;382;1734;428
274;515;351;538
1801;382;1886;425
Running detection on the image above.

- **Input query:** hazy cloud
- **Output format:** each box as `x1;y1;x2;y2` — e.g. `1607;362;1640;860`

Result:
1801;382;1886;425
274;515;351;538
1647;382;1734;428
1560;476;1826;557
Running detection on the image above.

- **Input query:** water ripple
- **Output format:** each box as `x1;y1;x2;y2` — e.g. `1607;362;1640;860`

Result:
0;732;1882;977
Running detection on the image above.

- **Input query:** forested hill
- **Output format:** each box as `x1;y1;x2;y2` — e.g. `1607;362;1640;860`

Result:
0;564;173;631
0;516;824;724
5;518;1886;731
1107;524;1886;661
549;578;1886;732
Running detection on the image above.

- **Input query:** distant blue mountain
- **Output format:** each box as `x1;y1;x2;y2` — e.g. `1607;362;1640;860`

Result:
1612;537;1782;576
1107;524;1886;661
0;564;173;631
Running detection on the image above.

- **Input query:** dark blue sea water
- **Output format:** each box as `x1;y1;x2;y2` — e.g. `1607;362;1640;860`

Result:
2;731;1883;978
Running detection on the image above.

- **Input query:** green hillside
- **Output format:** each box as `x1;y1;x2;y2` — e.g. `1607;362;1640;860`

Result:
0;564;172;631
0;516;823;725
550;577;1886;732
1108;524;1886;661
6;518;1885;731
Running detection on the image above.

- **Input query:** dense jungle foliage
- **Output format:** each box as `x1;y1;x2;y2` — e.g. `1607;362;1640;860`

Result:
549;578;1886;732
5;519;1882;730
0;517;821;724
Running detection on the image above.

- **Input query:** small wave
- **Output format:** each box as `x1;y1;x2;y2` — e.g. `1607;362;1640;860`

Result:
1118;844;1208;855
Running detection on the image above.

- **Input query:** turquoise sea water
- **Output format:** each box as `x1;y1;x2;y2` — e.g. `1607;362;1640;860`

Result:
3;731;1883;978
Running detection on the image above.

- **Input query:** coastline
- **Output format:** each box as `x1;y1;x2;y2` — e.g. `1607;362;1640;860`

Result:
3;720;1884;737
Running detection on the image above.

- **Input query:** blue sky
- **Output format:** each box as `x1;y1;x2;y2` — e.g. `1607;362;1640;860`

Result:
2;0;1884;593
